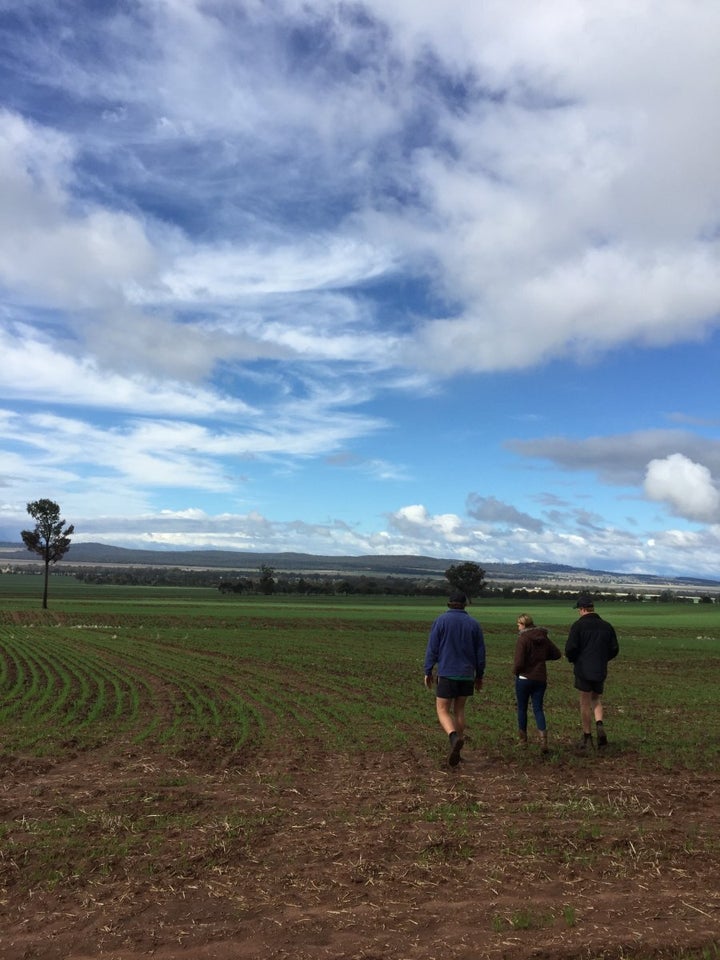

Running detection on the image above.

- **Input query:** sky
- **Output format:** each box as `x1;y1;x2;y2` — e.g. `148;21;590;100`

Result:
1;0;720;578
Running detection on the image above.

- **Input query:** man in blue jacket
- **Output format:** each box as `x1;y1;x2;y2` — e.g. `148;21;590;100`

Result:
424;591;485;766
565;594;619;750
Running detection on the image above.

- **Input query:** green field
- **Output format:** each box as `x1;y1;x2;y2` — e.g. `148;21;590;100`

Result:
2;574;719;960
2;573;718;768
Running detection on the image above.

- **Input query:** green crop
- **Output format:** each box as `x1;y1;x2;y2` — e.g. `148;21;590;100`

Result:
0;590;717;768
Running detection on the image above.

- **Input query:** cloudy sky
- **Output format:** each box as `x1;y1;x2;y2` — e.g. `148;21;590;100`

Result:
2;0;720;577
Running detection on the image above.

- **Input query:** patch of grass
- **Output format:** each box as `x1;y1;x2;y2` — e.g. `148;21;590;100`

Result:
492;907;554;931
418;836;474;864
561;904;577;927
421;800;485;823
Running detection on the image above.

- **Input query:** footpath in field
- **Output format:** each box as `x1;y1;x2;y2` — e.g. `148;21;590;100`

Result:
1;734;719;960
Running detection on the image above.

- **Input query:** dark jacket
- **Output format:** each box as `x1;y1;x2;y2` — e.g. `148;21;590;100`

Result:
424;608;485;679
514;627;562;683
565;612;619;682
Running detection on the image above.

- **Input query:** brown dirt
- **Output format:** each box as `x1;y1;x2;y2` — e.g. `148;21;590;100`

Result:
0;737;718;960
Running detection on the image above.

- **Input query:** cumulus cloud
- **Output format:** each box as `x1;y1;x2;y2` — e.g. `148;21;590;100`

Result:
388;504;464;540
644;454;720;523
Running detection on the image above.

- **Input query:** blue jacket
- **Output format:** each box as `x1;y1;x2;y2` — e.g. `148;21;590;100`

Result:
424;608;485;679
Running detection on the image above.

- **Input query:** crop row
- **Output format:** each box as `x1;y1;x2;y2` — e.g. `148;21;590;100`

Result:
0;616;428;755
2;608;719;766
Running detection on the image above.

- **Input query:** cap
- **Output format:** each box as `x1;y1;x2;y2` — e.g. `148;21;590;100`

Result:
448;590;468;606
573;594;594;608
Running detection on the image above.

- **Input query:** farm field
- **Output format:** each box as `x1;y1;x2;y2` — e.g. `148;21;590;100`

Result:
0;576;719;960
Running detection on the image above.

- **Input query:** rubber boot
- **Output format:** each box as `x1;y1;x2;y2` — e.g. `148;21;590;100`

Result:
538;730;549;754
517;729;528;747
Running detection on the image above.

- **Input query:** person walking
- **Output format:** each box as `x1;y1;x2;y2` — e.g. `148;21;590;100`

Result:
565;594;619;750
424;591;485;767
513;614;562;753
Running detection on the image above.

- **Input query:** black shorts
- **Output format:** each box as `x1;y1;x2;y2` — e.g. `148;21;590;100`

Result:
574;675;605;694
436;677;474;699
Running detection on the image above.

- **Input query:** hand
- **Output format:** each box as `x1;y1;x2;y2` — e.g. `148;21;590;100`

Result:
424;674;435;689
474;677;484;691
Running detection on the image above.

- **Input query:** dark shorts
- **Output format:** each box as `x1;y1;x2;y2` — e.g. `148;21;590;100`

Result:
574;675;605;694
436;677;474;699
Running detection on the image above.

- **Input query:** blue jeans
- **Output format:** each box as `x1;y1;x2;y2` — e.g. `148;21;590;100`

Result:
515;677;548;732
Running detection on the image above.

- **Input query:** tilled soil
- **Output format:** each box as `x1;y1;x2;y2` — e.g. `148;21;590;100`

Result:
1;736;718;960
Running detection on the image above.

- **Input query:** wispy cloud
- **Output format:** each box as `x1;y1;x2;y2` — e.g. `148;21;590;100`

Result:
1;323;252;418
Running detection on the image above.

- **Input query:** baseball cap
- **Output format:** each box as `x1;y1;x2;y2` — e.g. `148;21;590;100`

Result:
448;590;468;606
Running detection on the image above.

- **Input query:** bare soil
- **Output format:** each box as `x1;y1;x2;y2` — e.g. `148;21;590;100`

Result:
1;736;718;960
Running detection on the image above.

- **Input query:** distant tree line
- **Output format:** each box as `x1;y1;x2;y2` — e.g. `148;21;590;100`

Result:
73;564;452;596
58;563;718;602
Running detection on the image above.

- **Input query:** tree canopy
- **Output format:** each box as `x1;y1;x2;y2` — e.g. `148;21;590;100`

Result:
444;561;486;601
21;499;75;609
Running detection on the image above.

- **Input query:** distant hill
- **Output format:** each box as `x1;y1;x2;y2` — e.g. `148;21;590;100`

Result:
1;541;719;592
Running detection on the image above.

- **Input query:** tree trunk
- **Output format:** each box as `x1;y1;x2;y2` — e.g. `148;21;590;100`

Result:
42;558;49;609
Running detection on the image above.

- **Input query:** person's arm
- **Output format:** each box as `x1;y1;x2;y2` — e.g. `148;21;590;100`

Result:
565;622;579;662
424;620;440;684
513;636;526;675
547;636;562;661
474;626;486;689
608;625;619;661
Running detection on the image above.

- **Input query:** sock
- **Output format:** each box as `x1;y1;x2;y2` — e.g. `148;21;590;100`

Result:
583;732;592;740
449;731;458;745
596;720;604;727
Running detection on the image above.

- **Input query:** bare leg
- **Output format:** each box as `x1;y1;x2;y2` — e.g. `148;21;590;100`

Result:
592;695;603;723
435;697;457;735
453;697;468;739
579;691;593;734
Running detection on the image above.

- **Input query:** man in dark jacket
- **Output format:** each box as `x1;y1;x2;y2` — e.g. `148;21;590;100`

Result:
565;595;619;750
424;591;485;767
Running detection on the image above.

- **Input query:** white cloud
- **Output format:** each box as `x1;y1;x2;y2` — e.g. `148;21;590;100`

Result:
389;504;465;540
644;454;720;523
155;236;397;301
360;1;720;374
0;398;387;505
0;111;158;308
508;431;720;486
5;3;720;381
0;324;251;419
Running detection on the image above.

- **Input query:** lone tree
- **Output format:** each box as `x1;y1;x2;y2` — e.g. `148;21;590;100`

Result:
444;561;486;602
258;564;276;595
21;499;75;609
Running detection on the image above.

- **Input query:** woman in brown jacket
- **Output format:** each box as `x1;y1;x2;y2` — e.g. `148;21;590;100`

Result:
514;614;562;752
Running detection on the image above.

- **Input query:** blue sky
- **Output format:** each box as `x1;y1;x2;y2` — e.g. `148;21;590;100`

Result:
2;0;720;577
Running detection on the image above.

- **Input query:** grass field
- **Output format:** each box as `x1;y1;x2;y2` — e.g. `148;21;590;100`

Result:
1;574;719;960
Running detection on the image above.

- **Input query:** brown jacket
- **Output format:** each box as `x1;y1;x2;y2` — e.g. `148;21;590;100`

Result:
513;627;562;683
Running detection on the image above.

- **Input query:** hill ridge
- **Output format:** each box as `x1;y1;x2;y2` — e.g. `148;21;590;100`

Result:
1;540;719;589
